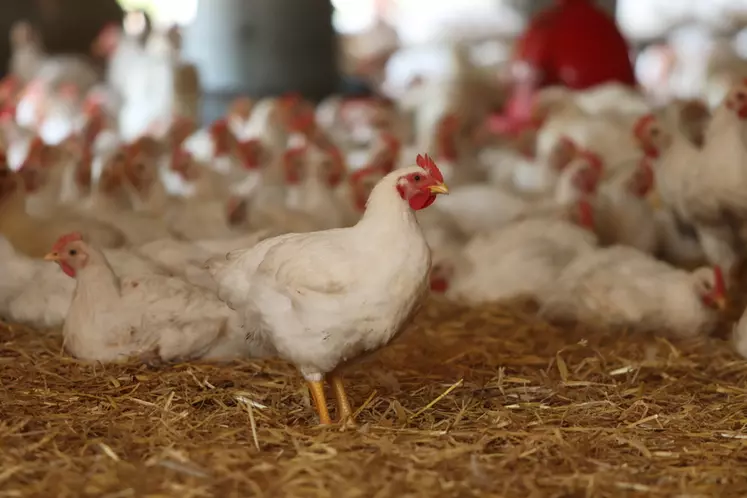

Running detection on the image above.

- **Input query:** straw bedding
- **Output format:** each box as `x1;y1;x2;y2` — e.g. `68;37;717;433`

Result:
2;298;747;497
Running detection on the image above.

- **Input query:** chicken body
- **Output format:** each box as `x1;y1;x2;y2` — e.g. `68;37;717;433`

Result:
539;246;725;337
0;236;166;329
208;160;449;424
445;217;597;304
45;233;265;364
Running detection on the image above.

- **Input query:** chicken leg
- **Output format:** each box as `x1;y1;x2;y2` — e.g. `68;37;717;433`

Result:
330;374;356;426
307;380;332;425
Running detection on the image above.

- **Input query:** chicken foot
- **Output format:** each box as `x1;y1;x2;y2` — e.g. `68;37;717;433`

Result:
306;374;357;426
307;380;333;425
330;373;357;427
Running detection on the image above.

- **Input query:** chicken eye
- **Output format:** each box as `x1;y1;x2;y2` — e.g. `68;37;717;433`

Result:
413;174;421;182
738;92;746;101
650;127;659;137
69;249;77;256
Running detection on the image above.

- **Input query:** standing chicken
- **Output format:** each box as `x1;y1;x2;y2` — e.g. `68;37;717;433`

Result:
207;154;450;425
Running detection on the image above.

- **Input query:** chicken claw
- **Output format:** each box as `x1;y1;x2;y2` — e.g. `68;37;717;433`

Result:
307;380;333;425
330;374;356;427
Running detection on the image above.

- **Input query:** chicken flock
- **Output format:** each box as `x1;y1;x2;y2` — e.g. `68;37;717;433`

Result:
2;21;747;425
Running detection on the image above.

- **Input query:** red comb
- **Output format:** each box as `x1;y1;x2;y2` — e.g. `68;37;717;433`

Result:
713;266;726;295
578;150;603;171
633;114;656;140
282;146;306;164
415;153;444;183
278;92;302;108
577;199;594;229
558;135;576;150
210;119;228;132
289;111;315;133
52;232;83;253
237;139;262;169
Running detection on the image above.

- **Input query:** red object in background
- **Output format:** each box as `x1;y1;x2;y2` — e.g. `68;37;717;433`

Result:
489;0;635;139
515;0;636;89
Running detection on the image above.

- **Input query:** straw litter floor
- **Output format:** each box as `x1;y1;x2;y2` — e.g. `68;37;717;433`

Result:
2;298;747;498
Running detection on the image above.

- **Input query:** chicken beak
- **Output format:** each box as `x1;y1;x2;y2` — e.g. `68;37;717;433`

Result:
648;190;662;209
714;295;728;311
428;183;449;195
44;252;60;261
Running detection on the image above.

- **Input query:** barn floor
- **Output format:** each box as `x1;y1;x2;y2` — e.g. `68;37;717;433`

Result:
2;299;747;498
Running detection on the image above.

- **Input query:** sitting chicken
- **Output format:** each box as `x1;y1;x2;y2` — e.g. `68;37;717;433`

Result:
433;150;601;236
442;207;598;304
0;235;167;329
207;154;450;425
44;232;269;363
539;246;727;338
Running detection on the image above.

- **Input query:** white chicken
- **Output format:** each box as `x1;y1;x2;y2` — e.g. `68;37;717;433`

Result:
442;211;598;304
592;157;659;254
0;235;166;329
639;82;747;277
539;246;727;338
207;154;450;425
44;232;269;364
283;143;347;230
433;150;602;237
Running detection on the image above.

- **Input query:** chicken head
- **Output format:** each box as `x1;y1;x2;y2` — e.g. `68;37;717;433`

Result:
633;114;670;159
571;199;594;230
170;148;200;180
429;262;452;293
396;154;449;210
571;150;603;194
282;146;306;185
122;143;158;194
319;145;346;187
44;232;88;278
228;97;254;123
235;138;264;170
209;119;234;157
692;266;727;311
548;136;578;171
627;157;655;198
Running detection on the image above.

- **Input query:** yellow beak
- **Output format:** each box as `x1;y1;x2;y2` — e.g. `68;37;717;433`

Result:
648;190;662;210
714;295;728;311
43;252;60;261
428;183;449;195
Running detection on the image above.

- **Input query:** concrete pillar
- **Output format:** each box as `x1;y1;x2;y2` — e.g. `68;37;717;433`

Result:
182;0;339;123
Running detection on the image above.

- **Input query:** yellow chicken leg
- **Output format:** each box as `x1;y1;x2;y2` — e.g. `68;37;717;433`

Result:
330;374;356;426
307;380;332;425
